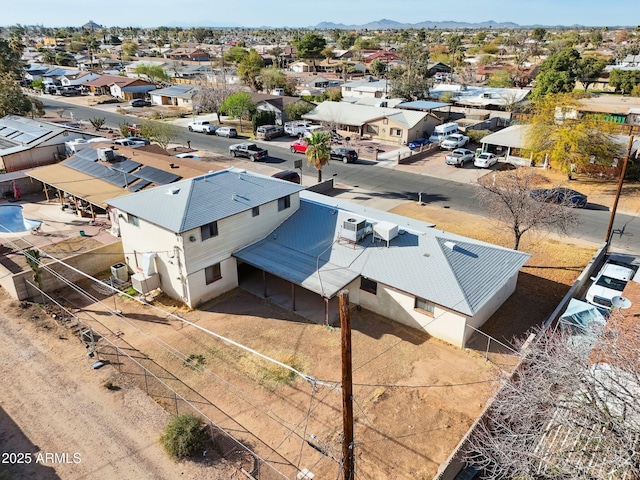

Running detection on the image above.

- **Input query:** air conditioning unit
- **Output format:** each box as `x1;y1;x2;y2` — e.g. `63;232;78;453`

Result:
373;221;399;245
111;263;129;282
342;217;367;243
97;147;116;162
482;92;492;99
131;272;160;294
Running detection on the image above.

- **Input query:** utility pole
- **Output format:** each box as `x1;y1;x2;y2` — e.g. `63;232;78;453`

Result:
605;135;634;244
339;290;355;480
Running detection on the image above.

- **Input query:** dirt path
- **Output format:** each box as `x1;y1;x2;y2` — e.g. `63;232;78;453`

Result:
0;297;233;480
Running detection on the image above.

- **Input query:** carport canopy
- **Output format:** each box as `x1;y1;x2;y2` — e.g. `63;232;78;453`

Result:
235;241;360;298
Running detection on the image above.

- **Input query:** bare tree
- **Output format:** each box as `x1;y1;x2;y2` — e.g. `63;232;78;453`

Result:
193;74;240;124
464;312;640;479
476;168;579;250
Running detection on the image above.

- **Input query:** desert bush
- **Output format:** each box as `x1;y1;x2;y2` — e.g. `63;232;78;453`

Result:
160;413;207;459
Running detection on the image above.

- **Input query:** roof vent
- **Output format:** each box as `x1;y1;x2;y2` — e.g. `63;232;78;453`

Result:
166;187;180;196
444;241;457;250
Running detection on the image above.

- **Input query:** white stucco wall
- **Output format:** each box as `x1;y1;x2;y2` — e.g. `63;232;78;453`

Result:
115;192;301;308
346;278;469;348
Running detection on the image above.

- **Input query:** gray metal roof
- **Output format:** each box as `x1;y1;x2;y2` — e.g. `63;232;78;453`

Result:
397;100;451;110
235;191;530;313
303;102;427;129
105;168;306;233
149;85;197;99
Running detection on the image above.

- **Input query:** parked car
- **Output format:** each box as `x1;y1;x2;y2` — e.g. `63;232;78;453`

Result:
229;142;268;161
271;170;301;184
175;153;200;159
188;120;218;135
330;148;358;163
445;148;475;167
529;188;588;208
256;124;284;141
123;136;150;145
473;152;498;168
130;99;151;107
290;139;308;154
112;138;146;148
215;126;238;138
585;261;636;308
408;138;430;150
440;133;470;150
59;86;82;96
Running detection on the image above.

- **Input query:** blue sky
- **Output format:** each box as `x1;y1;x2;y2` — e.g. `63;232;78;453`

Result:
3;0;639;28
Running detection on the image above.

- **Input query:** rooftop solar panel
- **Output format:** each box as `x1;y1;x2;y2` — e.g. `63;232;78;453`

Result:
64;156;137;188
74;148;99;162
128;179;151;192
110;159;141;173
135;165;181;185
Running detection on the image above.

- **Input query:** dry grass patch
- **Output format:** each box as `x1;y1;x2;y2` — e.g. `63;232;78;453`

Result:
238;350;309;389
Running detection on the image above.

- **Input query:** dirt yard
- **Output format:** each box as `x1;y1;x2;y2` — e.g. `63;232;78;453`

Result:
2;166;636;480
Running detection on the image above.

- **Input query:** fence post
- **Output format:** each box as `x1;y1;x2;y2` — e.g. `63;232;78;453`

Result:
174;392;179;415
115;346;120;372
144;368;149;394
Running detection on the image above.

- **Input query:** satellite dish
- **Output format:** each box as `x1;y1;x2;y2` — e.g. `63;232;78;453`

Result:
611;296;632;309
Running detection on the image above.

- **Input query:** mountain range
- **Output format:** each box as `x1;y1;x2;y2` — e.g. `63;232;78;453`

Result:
315;18;521;30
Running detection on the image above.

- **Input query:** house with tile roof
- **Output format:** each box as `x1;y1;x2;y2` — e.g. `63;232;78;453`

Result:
105;170;530;347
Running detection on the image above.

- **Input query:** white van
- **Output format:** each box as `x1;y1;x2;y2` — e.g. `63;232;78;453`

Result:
429;122;459;144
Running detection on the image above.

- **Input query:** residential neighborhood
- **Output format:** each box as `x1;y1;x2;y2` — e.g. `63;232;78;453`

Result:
0;10;639;480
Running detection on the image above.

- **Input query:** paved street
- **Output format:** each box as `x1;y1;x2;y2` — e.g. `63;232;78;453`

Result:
38;95;640;254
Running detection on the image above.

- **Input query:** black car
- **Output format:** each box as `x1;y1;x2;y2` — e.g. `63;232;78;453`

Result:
529;188;588;208
130;99;151;107
330;148;358;163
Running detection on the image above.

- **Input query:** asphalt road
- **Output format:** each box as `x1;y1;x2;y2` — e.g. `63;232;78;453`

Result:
41;97;638;253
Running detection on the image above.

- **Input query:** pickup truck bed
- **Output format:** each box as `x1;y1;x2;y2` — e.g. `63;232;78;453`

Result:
229;142;268;161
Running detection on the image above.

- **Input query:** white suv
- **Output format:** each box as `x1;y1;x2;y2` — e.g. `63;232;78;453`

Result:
585;261;636;309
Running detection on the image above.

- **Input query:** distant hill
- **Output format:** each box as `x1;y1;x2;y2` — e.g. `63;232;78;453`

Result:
82;20;102;29
315;19;521;30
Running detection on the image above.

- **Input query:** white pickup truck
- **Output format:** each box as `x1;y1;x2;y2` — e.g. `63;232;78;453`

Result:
187;120;218;135
284;121;311;137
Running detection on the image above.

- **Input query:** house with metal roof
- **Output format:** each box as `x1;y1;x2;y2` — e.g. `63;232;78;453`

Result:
105;171;530;347
302;101;440;144
105;168;306;308
341;77;390;99
149;85;198;108
0;115;103;174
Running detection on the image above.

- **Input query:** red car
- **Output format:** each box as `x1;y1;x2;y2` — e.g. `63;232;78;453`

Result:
290;139;308;154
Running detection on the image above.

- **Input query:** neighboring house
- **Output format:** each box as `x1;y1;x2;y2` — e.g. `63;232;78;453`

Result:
363;50;400;64
429;84;530;111
0;115;103;173
23;64;50;82
106;170;530;348
125;60;170;77
60;71;100;87
249;93;314;125
149;85;198;108
302;101;439;144
166;48;211;62
42;67;80;84
83;74;155;99
577;95;640;125
341;77;391;99
307;76;341;89
105;168;306;308
290;61;312;73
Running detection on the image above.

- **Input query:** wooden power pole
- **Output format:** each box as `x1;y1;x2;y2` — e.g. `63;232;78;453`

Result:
605;135;634;244
339;290;355;480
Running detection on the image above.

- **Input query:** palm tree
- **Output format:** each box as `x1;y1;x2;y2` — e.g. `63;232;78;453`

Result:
305;131;331;183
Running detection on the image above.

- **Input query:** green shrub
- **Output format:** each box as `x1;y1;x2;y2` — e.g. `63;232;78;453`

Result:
160;413;208;459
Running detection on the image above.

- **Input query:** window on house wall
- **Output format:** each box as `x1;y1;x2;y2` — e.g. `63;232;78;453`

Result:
365;125;378;134
201;221;218;240
383;118;388;125
391;128;402;137
205;263;221;284
414;297;435;315
360;277;377;295
345;87;351;92
252;206;260;217
128;214;139;226
278;195;291;211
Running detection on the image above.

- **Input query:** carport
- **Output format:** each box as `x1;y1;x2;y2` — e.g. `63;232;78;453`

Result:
480;124;533;166
235;240;360;325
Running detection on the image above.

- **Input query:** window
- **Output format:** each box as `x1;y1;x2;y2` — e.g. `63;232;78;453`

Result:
383;118;388;125
205;263;221;284
252;206;260;217
201;221;218;240
414;297;435;315
391;128;402;137
278;195;291;211
128;214;139;226
360;277;377;295
345;87;351;92
365;125;378;134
